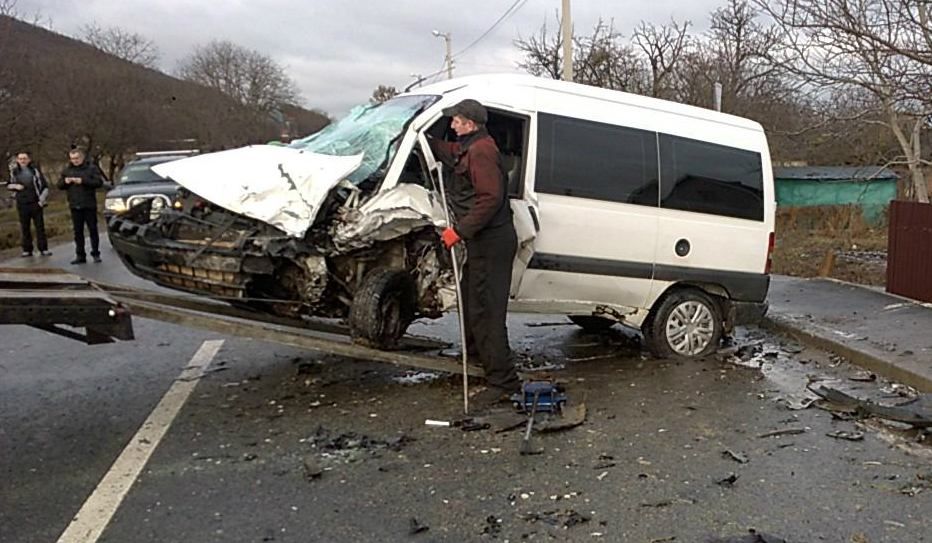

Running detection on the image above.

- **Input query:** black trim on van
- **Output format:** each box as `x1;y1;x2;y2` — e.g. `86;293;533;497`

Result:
653;264;769;302
527;254;653;280
527;253;769;302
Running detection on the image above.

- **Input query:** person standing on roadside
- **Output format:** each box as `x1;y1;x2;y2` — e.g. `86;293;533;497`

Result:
428;99;520;406
7;151;51;257
57;148;103;264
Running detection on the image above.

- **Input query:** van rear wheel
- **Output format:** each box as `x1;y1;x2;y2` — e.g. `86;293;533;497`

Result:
568;315;616;332
349;268;416;349
644;289;722;358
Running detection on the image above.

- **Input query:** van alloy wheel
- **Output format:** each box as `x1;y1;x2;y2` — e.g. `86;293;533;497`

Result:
664;301;716;356
643;288;723;359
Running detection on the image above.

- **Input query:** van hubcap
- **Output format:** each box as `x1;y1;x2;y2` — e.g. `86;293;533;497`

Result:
665;301;715;356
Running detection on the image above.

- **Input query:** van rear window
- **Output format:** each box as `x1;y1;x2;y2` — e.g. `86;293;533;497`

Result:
658;134;764;221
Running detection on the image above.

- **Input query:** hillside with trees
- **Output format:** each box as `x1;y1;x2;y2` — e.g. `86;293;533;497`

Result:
0;15;329;179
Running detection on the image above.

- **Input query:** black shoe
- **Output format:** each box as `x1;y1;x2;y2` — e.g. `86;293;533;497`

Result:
71;257;87;265
92;255;102;263
40;250;52;256
469;386;513;408
20;251;32;257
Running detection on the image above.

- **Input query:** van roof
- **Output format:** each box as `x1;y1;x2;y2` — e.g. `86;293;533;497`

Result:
408;73;763;133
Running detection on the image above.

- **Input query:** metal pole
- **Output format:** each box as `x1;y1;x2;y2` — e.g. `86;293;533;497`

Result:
445;34;454;79
561;0;573;82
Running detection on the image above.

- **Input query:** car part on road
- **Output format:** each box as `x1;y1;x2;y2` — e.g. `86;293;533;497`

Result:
348;267;416;349
809;384;932;428
644;288;723;358
567;315;616;332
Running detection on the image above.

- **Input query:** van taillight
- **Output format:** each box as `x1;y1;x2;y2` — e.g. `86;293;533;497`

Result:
765;232;775;274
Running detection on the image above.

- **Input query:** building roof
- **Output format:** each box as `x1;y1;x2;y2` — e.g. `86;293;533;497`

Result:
774;166;898;182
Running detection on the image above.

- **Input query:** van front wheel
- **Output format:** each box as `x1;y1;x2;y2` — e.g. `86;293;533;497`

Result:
349;268;416;349
644;289;722;358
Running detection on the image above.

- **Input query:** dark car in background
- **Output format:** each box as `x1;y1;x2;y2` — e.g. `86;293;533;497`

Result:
104;151;198;220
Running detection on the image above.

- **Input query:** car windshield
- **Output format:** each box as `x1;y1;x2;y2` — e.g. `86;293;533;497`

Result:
119;159;177;184
288;94;439;184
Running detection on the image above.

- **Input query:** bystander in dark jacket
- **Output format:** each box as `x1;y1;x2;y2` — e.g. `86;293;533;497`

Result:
57;149;104;264
7;152;51;256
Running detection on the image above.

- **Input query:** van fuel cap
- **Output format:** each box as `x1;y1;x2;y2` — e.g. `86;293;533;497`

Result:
675;239;691;257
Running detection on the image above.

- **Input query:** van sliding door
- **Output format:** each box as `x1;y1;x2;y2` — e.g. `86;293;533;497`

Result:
516;113;660;314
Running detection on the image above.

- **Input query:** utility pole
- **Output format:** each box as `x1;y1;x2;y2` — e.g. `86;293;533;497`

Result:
713;81;722;112
561;0;573;82
433;30;454;79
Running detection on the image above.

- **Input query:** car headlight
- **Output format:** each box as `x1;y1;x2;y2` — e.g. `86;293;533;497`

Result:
105;197;128;213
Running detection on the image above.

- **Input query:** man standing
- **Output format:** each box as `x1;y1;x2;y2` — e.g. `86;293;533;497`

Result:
58;148;103;264
7;152;51;257
430;99;520;405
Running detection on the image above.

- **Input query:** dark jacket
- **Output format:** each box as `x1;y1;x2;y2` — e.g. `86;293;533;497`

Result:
58;161;104;209
7;164;50;208
430;128;512;239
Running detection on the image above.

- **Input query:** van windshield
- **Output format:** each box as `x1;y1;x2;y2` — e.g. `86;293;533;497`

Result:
289;95;439;185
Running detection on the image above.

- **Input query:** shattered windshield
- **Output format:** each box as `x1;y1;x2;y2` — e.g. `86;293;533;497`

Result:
289;95;439;184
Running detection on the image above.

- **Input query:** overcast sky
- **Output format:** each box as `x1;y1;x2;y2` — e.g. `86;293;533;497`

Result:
21;0;725;117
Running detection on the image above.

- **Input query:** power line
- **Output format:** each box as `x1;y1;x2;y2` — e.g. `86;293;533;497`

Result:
452;0;529;59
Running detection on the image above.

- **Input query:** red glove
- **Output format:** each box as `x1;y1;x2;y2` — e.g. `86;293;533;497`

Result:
441;227;461;249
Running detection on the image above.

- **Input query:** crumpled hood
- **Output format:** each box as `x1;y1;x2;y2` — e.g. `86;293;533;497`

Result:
152;145;363;237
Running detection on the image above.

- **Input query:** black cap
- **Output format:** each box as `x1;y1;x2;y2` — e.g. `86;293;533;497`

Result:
442;99;488;124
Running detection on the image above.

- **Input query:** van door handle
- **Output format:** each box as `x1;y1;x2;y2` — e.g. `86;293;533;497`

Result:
528;206;540;232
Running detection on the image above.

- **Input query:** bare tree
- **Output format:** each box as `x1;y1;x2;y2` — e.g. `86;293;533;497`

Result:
81;23;160;69
177;40;301;113
516;16;649;93
370;85;398;104
755;0;932;203
632;18;692;98
0;0;51;28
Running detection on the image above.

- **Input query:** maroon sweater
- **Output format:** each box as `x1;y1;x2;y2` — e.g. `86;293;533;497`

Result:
430;129;511;239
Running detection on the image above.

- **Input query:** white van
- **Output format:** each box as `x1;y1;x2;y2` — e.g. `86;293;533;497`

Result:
410;74;775;358
111;74;774;359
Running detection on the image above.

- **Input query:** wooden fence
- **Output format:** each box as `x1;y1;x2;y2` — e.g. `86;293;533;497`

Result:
887;200;932;302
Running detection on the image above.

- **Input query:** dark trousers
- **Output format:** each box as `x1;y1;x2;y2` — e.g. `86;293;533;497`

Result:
70;207;100;258
17;204;48;253
462;224;519;389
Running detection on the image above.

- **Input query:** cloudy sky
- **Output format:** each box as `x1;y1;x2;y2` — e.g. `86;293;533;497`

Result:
21;0;725;116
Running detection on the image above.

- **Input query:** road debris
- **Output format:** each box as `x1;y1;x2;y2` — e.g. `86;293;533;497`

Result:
705;529;787;542
521;509;591;529
716;473;740;487
758;428;807;438
809;385;932;428
826;430;865;441
302;455;323;481
424;419;450;427
408;517;429;535
640;497;696;508
306;426;414;463
722;449;750;464
481;515;503;537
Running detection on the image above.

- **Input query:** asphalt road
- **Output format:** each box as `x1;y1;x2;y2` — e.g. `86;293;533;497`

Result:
1;238;930;543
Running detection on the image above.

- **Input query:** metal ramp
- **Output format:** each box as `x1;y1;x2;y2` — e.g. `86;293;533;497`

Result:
0;267;482;376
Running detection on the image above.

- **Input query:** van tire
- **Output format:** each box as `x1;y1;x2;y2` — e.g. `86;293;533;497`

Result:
568;315;616;332
349;268;416;349
644;289;723;358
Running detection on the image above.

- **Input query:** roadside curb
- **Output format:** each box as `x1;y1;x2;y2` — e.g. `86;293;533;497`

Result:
761;313;932;392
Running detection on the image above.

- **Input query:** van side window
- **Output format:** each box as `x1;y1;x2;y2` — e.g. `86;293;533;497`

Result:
536;113;658;206
659;135;764;221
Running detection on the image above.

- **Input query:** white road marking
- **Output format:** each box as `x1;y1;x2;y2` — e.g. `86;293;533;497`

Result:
56;339;225;543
